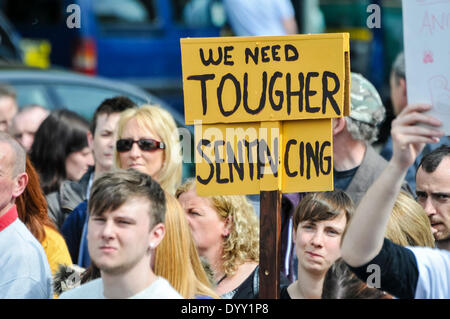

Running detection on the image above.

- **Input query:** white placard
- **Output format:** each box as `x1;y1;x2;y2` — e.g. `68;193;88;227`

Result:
402;0;450;134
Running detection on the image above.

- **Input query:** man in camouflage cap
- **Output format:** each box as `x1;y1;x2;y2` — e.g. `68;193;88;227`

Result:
332;72;411;205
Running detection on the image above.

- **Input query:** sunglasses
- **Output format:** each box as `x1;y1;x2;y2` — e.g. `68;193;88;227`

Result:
116;138;165;153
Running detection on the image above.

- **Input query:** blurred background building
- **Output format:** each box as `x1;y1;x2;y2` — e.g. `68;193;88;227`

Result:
0;0;404;145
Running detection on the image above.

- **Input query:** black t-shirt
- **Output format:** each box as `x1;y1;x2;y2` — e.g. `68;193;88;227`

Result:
347;238;419;299
279;285;291;299
334;166;359;191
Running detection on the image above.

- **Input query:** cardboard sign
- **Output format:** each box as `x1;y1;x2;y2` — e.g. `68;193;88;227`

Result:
181;34;350;125
402;0;450;134
194;119;333;195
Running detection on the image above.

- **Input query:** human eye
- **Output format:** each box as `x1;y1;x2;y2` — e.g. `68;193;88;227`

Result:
416;192;427;202
326;228;340;236
434;193;449;203
301;223;315;230
188;209;201;217
101;130;113;137
92;216;106;223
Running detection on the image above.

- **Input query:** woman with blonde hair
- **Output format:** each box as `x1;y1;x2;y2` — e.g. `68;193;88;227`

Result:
115;104;182;194
176;178;260;298
114;104;218;298
386;191;435;248
154;193;218;298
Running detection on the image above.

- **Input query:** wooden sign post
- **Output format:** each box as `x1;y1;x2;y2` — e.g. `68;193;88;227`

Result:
180;33;350;298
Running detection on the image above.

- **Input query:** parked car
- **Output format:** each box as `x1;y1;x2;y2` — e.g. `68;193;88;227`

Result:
0;63;195;179
1;0;226;114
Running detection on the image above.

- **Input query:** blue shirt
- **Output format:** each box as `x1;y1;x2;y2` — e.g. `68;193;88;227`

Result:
61;200;90;267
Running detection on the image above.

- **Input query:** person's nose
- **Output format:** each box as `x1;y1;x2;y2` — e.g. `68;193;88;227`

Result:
310;229;324;248
423;197;437;217
107;137;115;150
101;220;115;240
129;142;142;159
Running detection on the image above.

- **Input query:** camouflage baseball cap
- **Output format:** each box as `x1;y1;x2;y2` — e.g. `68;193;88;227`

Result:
349;72;385;126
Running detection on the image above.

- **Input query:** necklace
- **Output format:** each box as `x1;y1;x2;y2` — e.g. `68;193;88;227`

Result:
216;274;227;286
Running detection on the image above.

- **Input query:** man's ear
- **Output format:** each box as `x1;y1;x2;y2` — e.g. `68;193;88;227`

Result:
12;172;28;199
149;223;165;249
332;117;346;136
87;131;94;150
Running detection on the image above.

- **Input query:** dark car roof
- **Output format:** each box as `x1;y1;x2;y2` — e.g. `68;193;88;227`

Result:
0;64;187;127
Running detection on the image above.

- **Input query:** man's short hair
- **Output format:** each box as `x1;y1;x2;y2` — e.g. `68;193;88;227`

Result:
417;145;450;174
391;52;405;83
90;96;137;134
0;131;26;176
88;168;166;227
0;84;17;100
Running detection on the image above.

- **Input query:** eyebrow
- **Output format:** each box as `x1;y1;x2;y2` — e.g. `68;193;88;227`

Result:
431;192;450;197
416;191;450;197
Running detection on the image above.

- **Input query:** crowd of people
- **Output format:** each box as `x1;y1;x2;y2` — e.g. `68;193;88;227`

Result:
0;1;448;298
0;56;448;299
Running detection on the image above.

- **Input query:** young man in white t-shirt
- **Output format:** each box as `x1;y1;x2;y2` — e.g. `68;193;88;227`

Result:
60;169;182;299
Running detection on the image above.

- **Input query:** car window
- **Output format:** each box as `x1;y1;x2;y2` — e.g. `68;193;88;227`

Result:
52;84;146;120
11;84;52;109
93;0;156;25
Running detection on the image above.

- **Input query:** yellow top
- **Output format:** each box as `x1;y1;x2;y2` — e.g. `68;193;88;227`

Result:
41;226;73;275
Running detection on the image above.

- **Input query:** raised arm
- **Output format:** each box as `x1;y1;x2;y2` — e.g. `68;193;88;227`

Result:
341;104;443;267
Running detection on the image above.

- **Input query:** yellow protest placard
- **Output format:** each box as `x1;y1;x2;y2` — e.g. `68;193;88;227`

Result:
194;119;333;195
181;33;350;125
282;119;333;193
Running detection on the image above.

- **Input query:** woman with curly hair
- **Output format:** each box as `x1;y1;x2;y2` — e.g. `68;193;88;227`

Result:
176;178;260;299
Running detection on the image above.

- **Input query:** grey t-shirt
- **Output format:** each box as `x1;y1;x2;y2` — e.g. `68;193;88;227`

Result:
59;277;183;299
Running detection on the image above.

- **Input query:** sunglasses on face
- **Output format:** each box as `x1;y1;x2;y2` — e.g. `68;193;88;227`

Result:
116;138;165;152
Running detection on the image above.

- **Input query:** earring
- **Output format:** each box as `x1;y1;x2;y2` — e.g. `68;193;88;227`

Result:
149;242;155;249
